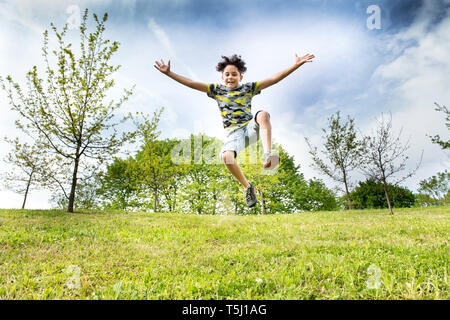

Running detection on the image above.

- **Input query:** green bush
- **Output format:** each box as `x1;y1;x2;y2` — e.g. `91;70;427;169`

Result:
350;179;415;209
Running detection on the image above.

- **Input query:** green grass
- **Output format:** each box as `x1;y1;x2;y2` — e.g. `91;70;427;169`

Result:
0;206;448;300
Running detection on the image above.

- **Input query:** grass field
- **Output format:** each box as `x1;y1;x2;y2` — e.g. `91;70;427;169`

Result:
0;206;448;300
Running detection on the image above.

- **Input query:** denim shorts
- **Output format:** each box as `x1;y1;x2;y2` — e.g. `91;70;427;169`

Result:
220;110;269;158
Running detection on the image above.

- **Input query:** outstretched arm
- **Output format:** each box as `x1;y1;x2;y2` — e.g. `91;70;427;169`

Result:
259;53;315;91
154;59;208;93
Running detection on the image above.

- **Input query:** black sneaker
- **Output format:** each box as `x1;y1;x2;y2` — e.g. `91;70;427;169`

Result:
245;184;257;207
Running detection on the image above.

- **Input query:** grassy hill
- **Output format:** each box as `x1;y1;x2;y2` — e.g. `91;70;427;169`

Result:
0;207;448;299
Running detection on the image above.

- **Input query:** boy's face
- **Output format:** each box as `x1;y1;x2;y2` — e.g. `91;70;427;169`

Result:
221;64;243;89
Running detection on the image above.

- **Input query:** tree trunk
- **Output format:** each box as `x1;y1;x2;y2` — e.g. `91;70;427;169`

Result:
166;185;177;212
260;190;266;215
166;193;173;212
197;191;202;214
343;175;353;210
257;175;265;214
22;170;34;209
172;186;177;212
382;179;394;215
67;157;80;213
153;187;158;212
212;192;217;215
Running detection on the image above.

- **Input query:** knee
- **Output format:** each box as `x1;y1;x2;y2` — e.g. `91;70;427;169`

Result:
257;111;270;125
222;151;235;164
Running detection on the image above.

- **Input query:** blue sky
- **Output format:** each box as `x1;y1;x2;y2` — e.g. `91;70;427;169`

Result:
0;0;449;209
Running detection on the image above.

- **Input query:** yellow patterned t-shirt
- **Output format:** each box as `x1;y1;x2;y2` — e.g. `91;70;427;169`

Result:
206;82;261;131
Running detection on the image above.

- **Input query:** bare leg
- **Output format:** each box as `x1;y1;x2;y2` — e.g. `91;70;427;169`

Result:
256;111;272;154
222;151;250;188
256;111;280;169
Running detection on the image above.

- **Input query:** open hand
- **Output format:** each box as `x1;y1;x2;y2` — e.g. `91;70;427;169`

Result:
154;59;171;74
295;53;315;67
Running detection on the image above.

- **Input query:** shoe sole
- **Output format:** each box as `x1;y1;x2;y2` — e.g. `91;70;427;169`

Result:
247;200;257;207
263;154;280;170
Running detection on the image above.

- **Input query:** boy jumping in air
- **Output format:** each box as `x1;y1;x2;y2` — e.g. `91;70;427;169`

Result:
154;53;315;207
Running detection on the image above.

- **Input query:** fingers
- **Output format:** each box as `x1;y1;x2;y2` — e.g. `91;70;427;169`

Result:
155;59;171;66
295;53;315;62
154;59;170;72
155;59;167;66
302;54;315;61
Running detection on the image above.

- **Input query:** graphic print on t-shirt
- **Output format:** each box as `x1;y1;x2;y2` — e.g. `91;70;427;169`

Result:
207;82;260;131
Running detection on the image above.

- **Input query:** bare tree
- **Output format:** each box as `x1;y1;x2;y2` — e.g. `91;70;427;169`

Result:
305;111;364;210
360;113;423;215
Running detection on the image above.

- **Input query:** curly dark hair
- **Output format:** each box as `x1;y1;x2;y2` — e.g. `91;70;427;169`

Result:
216;54;247;74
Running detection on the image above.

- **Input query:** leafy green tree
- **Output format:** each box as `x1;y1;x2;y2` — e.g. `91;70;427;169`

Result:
2;138;49;209
302;178;339;211
147;138;189;213
241;142;338;214
0;9;135;212
428;103;449;150
52;174;102;210
175;134;226;214
205;164;228;215
181;164;215;214
96;135;195;213
265;147;300;213
416;171;450;206
350;179;415;209
98;157;138;210
130;109;179;213
141;132;339;215
305;111;364;210
158;138;189;212
275;147;337;212
219;174;244;215
360;113;422;215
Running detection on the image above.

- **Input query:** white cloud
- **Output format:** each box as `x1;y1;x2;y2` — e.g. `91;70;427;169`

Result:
148;18;199;81
361;5;450;191
263;3;450;193
0;2;44;35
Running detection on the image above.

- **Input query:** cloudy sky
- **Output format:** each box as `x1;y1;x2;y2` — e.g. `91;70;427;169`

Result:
0;0;449;209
